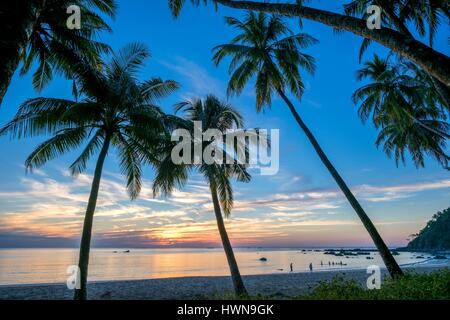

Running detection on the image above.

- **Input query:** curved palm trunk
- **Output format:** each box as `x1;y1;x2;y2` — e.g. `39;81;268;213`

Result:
214;0;450;87
209;184;248;296
74;136;110;300
277;89;403;279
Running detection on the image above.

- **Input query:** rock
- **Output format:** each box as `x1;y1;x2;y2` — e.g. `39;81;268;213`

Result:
259;257;268;262
434;255;447;259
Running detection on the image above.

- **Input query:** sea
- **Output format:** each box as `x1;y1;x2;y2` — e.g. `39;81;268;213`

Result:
0;248;448;285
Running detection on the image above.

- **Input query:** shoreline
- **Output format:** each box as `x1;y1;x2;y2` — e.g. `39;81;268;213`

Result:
0;264;447;300
0;257;445;288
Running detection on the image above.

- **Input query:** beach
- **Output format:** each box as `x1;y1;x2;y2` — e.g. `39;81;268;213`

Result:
0;265;446;300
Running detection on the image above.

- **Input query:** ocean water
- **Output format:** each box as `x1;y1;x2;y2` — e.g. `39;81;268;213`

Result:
0;248;446;285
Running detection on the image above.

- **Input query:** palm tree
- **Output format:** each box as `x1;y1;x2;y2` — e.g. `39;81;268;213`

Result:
212;12;404;278
153;95;250;297
344;0;450;109
0;0;116;105
0;43;179;299
168;0;450;87
353;54;449;169
344;0;450;48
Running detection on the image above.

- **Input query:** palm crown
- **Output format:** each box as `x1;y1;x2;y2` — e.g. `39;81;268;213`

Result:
153;95;251;216
7;0;116;91
353;54;449;169
0;42;179;198
212;11;318;111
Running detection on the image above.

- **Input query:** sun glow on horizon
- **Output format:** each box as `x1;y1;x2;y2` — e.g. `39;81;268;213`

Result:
0;167;448;248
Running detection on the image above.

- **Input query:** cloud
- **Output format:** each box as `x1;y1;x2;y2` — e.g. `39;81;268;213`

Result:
271;211;314;218
354;180;450;202
232;179;450;214
159;56;225;98
304;98;322;109
0;168;448;248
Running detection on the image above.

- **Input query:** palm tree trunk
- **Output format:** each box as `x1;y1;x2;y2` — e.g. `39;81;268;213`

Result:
214;0;450;87
209;184;248;296
74;135;110;300
276;89;404;279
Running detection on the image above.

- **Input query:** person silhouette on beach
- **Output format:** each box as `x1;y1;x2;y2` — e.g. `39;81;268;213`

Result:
290;263;293;272
321;261;323;266
309;263;313;272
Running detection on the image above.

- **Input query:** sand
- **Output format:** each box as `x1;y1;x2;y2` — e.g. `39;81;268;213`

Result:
0;265;446;300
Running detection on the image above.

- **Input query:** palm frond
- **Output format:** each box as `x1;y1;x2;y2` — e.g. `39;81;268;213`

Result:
0;98;77;139
112;132;143;200
25;127;88;171
140;78;180;103
69;130;104;176
214;11;317;112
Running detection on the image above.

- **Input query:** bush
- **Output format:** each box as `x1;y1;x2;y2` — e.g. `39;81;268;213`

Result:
300;269;450;300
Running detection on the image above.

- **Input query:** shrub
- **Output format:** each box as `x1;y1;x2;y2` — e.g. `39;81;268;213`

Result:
300;269;450;300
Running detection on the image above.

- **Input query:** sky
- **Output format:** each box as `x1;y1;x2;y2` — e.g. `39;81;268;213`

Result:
0;1;449;249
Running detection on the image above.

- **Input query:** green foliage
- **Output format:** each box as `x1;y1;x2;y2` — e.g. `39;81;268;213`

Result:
213;11;317;112
5;0;117;92
153;95;252;216
353;54;449;169
303;277;365;300
407;207;450;250
302;269;450;300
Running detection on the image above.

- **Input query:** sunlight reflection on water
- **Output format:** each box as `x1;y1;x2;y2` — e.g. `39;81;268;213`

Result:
0;248;444;285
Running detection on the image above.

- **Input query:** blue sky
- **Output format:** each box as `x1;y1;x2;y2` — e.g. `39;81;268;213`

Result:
0;1;449;248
